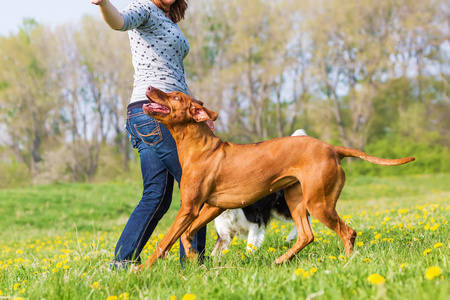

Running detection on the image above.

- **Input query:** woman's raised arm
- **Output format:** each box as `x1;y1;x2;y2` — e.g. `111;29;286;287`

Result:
91;0;125;30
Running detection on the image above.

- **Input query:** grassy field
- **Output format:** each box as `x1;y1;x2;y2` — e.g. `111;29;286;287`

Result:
0;173;449;299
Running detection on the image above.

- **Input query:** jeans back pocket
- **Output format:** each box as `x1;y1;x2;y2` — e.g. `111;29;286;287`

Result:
134;120;163;146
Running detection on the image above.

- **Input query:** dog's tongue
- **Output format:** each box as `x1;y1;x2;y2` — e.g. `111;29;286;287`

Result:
146;102;170;114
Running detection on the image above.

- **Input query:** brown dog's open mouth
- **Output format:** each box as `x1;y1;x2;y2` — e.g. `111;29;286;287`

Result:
143;101;170;115
144;86;170;116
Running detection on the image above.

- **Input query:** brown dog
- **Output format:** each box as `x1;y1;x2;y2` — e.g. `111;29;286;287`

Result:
140;86;415;269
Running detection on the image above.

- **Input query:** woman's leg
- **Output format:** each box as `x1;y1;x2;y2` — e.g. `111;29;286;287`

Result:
114;143;174;263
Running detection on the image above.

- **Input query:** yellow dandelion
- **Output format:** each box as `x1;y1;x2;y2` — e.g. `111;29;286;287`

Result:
0;290;2;296
16;249;23;255
425;266;441;280
367;274;386;285
91;282;100;289
400;263;407;269
302;271;310;278
222;249;229;254
181;294;196;300
80;273;87;279
63;265;70;269
363;258;371;263
309;268;318;274
268;247;276;252
13;283;20;290
106;296;118;300
240;253;245;260
295;268;305;276
12;298;24;300
423;249;432;256
430;224;439;231
329;256;337;260
339;255;346;260
56;262;63;268
119;293;130;299
356;242;364;247
375;234;382;240
433;243;443;249
52;268;58;273
169;296;177;300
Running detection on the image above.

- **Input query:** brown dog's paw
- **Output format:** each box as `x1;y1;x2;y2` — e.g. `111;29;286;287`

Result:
271;258;285;266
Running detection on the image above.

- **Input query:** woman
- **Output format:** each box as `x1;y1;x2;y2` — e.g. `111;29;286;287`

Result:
90;0;206;267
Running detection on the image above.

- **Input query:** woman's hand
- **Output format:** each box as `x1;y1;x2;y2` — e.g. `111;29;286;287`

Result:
91;0;107;5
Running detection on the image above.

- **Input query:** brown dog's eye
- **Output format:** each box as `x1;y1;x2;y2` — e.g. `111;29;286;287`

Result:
172;95;180;101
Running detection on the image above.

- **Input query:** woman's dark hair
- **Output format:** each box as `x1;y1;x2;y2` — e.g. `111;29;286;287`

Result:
169;0;188;23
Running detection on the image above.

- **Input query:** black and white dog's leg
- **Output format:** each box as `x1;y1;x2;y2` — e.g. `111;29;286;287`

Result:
212;232;232;255
247;223;266;252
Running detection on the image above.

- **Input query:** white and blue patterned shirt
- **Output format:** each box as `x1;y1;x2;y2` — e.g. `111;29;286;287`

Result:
119;0;190;103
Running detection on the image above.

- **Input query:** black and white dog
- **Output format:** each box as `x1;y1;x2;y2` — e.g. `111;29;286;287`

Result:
212;130;309;254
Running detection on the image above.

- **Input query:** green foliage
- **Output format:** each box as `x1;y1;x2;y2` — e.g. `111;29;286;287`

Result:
0;158;32;188
0;0;449;187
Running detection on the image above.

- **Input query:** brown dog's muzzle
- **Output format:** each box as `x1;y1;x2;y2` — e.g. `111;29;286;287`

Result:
143;86;171;116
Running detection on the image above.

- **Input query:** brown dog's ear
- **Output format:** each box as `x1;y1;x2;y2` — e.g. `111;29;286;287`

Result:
192;98;204;106
190;102;218;123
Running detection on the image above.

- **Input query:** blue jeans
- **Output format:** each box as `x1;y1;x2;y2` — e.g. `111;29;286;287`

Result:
114;102;206;264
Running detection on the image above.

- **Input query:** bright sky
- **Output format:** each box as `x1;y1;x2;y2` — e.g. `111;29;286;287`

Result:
0;0;131;36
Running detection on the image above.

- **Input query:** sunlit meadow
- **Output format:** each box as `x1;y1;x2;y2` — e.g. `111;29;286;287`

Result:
0;174;449;299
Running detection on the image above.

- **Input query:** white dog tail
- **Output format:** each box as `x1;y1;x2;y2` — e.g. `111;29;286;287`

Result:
291;129;308;137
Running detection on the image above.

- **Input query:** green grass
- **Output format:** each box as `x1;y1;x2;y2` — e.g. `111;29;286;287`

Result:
0;174;449;299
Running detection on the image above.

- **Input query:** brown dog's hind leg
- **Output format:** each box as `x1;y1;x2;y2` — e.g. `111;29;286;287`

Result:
307;203;357;256
304;166;357;256
181;203;225;261
274;182;314;265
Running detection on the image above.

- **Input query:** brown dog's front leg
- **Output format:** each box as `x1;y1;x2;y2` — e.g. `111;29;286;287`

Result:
181;203;225;261
140;207;198;269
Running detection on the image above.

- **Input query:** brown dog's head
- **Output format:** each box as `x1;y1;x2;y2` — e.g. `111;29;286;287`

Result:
143;86;218;130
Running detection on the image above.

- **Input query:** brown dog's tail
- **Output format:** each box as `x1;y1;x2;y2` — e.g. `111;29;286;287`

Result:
335;146;415;166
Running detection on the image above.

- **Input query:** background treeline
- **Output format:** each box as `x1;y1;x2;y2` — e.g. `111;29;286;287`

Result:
0;0;449;188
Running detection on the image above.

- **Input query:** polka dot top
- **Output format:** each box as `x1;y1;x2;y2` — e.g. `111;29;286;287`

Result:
118;0;190;103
